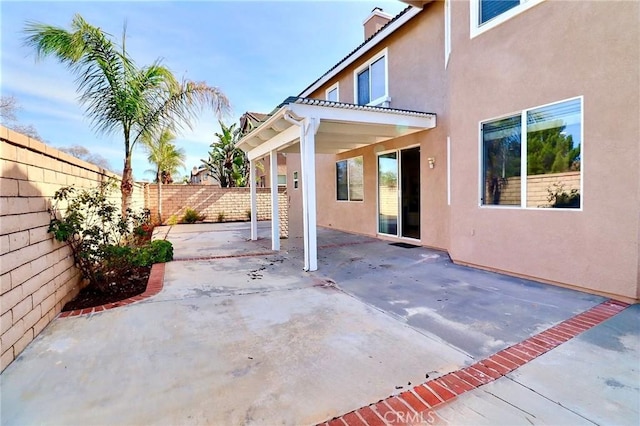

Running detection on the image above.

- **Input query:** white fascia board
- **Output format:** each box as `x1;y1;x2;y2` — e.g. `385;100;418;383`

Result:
247;124;300;161
288;103;436;129
299;6;422;98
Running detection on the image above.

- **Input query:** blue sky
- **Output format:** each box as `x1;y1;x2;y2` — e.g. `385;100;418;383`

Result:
1;0;406;180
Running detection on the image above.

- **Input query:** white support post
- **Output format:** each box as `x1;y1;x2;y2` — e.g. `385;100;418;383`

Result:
250;159;258;241
306;119;318;271
300;118;318;271
269;150;280;251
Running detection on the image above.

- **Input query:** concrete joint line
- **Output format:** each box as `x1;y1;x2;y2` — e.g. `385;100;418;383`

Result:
500;375;600;425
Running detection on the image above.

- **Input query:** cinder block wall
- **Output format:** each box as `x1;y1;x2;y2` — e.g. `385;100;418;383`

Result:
147;184;289;238
0;126;145;372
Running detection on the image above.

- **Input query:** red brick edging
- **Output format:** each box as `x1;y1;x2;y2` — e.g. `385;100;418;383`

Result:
58;263;166;318
320;299;630;426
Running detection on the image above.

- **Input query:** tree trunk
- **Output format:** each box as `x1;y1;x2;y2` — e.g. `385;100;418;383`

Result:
121;154;134;217
157;170;163;224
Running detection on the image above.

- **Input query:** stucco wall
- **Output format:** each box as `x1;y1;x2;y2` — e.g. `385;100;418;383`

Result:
308;2;451;250
298;1;638;300
0;126;146;371
447;0;639;299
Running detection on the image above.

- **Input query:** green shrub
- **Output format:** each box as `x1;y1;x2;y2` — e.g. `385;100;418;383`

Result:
47;178;153;292
217;211;226;222
182;208;205;224
146;240;173;264
166;214;179;226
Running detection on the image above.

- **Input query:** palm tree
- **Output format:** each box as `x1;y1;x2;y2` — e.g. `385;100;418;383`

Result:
202;121;244;187
24;14;229;215
142;128;185;223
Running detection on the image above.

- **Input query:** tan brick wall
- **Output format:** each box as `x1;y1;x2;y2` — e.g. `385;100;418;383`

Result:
490;172;581;207
0;126;145;372
146;184;289;238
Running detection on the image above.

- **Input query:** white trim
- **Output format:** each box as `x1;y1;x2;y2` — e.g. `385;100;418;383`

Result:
447;136;451;205
479;95;584;210
300;7;421;98
444;0;451;67
353;48;390;107
325;83;339;102
470;0;545;39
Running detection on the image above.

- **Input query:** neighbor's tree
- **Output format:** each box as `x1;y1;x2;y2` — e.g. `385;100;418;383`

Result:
58;144;116;173
0;94;43;140
142;128;185;223
24;14;229;215
201;120;249;187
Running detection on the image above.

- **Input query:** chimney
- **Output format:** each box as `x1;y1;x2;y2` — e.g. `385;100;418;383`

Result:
363;7;392;40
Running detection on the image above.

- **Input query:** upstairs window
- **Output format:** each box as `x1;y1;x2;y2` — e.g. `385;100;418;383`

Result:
326;83;339;102
479;0;519;25
471;0;544;38
354;49;388;106
481;97;582;209
336;157;364;201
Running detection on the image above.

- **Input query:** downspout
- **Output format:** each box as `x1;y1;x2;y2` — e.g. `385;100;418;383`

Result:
283;110;313;271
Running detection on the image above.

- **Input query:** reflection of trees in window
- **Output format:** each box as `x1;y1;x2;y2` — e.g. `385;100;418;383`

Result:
336;156;364;201
482;115;521;205
527;119;581;176
481;97;582;209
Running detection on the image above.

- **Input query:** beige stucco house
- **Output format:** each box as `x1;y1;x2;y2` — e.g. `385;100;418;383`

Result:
237;0;639;302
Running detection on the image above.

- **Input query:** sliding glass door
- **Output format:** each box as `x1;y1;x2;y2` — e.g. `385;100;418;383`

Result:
378;147;421;239
378;153;398;235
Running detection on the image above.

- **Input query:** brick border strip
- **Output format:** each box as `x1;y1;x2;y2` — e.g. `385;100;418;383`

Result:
58;263;166;318
320;299;630;426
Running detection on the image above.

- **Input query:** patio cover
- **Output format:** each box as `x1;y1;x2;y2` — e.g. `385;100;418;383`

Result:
236;97;436;271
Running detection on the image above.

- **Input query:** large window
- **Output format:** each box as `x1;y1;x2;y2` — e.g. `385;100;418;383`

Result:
481;97;582;209
470;0;544;38
336;157;364;201
354;50;388;106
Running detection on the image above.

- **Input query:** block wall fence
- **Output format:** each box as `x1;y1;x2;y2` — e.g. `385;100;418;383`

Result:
0;126;145;372
146;184;289;238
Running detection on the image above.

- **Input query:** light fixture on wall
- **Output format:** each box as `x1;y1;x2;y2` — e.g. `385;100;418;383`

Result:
428;157;436;169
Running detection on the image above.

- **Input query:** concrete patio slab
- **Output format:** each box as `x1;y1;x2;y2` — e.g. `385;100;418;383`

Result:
1;222;637;426
315;227;606;358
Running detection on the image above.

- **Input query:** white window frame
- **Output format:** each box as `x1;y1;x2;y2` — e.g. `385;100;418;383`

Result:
336;156;364;202
353;48;390;107
444;0;451;67
325;83;339;102
478;96;584;211
470;0;545;39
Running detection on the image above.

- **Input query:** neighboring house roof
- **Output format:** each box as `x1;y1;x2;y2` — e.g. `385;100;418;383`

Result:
298;3;430;98
240;111;270;135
